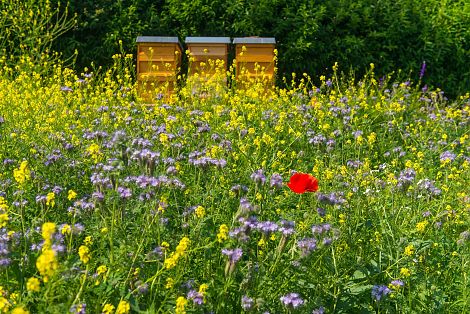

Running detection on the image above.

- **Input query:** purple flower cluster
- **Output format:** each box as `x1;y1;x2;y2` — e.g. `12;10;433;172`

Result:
269;173;283;189
117;186;132;199
187;290;204;305
131;149;160;173
396;168;416;190
317;192;346;206
371;285;391;301
297;238;317;257
312;307;325;314
45;150;63;166
440;150;456;163
278;220;295;236
280;292;304;309
241;295;254;311
222;248;243;263
69;303;86;314
417;179;441;197
230;184;248;196
239;197;255;214
229;216;296;242
250;169;266;185
188;156;227;168
124;175;185;190
0;228;11;266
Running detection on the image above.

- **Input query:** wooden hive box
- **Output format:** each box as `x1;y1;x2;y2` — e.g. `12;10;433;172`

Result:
185;37;231;79
233;37;276;85
136;36;182;100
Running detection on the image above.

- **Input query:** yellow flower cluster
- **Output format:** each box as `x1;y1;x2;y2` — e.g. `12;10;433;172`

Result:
164;237;190;269
36;223;58;282
41;222;56;248
175;296;188;314
404;244;414;256
102;304;115;314
13;160;30;187
217;224;229;243
68;189;77;201
0;197;9;228
194;205;205;218
45;192;55;207
86;143;101;163
79;245;91;264
416;220;428;232
36;248;57;283
116;300;130;314
26;277;40;292
0;289;10;313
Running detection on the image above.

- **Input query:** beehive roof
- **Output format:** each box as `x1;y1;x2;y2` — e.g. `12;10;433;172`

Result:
136;36;181;44
233;37;276;44
185;37;231;44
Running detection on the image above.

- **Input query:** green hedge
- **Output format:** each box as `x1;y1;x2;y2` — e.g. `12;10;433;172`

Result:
47;0;470;96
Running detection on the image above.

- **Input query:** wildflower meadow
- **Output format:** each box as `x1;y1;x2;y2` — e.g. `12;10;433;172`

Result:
0;51;469;314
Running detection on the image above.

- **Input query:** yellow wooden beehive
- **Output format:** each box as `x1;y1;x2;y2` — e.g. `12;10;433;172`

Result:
185;37;231;80
233;37;276;85
136;36;182;101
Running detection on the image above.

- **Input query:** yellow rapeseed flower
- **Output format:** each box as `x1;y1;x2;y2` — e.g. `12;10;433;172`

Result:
13;160;31;187
79;245;90;264
41;222;56;248
61;224;71;235
194;206;205;218
165;277;175;289
400;267;411;277
36;249;58;282
404;244;414;256
217;224;229;243
11;307;30;314
97;265;107;275
84;236;93;245
0;213;8;228
175;237;190;255
416;220;428;232
116;300;130;314
101;304;115;314
26;277;40;292
45;192;55;207
68;190;77;201
175;296;188;314
0;296;10;312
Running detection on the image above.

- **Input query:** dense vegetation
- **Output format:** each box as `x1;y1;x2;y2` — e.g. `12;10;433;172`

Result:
0;51;469;313
0;1;469;313
51;0;470;97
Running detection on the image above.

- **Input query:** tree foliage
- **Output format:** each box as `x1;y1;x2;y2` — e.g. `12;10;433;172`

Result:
42;0;470;96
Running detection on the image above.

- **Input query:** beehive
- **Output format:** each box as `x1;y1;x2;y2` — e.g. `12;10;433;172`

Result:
185;37;231;79
136;36;182;100
233;37;276;85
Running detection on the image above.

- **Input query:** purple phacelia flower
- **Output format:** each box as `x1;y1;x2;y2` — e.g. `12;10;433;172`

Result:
250;169;266;185
187;290;204;305
270;173;283;189
371;285;391;301
117;186;132;199
241;295;254;311
280;292;304;309
222;248;243;263
278;220;295;236
440;151;456;163
297;238;317;257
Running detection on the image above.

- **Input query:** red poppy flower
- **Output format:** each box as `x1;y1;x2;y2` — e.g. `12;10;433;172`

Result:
287;173;319;194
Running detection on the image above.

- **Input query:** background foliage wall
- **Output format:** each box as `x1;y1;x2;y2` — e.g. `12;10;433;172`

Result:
26;0;470;96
